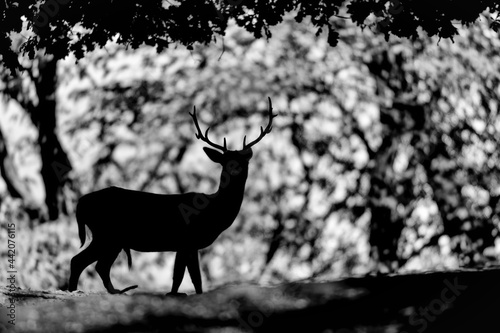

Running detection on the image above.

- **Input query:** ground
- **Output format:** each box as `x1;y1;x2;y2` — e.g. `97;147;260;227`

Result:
1;268;499;333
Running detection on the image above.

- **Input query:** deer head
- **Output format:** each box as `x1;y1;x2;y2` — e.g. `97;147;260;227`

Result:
189;97;277;185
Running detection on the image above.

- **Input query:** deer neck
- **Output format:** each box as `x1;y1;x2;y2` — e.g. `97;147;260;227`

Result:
210;168;249;229
216;168;248;201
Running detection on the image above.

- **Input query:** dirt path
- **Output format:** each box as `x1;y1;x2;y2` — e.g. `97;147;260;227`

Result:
1;268;499;332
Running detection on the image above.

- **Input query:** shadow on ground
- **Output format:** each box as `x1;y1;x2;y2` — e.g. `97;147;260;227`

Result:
1;268;499;333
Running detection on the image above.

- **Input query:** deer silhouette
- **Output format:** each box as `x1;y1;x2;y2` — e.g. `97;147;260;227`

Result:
68;98;277;295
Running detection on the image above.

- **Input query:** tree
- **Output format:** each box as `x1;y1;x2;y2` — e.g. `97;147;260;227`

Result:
2;0;500;290
3;10;500;290
54;15;500;288
2;1;499;223
0;52;73;221
1;1;500;72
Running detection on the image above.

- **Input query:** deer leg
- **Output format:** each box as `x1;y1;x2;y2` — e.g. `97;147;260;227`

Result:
95;247;122;294
167;251;188;296
186;250;202;294
69;241;100;292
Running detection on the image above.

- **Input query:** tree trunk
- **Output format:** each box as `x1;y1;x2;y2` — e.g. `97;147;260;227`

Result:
0;126;29;200
0;125;41;218
30;56;72;221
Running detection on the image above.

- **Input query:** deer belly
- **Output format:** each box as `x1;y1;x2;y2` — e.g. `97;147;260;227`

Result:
190;230;222;250
124;225;188;252
128;235;184;252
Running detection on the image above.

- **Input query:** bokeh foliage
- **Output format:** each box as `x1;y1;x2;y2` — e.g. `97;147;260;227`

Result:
2;15;500;292
2;1;500;72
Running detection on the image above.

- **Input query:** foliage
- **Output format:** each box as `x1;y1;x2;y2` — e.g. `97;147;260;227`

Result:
2;11;500;292
0;52;73;221
0;197;74;290
32;14;496;291
2;1;500;72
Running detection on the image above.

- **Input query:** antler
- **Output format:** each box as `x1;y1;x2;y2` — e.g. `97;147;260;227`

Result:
189;106;227;152
243;97;278;150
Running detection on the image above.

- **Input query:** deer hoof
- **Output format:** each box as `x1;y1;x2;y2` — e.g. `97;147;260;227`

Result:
108;288;122;295
166;292;187;297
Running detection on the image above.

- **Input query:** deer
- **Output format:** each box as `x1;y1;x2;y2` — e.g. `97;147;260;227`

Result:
68;97;277;295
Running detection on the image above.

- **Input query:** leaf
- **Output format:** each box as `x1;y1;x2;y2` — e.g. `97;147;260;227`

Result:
327;26;339;47
491;20;500;32
439;21;458;40
347;1;377;26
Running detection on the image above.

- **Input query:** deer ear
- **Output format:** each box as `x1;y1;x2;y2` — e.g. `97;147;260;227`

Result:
203;147;224;163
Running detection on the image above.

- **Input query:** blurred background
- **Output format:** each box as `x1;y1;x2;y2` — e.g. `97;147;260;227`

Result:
1;14;500;294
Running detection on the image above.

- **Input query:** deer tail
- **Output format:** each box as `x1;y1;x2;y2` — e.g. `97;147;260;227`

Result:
75;200;86;248
124;248;133;269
